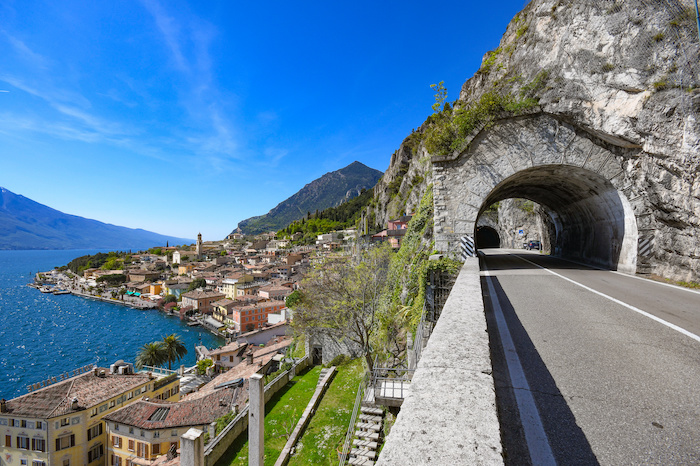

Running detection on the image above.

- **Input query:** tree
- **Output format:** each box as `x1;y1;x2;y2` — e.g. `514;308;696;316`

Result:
187;278;207;291
135;342;166;369
293;244;391;372
161;334;188;370
163;294;178;305
431;81;447;113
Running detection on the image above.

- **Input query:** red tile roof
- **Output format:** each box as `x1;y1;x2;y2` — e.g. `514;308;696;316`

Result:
103;387;237;429
4;369;151;419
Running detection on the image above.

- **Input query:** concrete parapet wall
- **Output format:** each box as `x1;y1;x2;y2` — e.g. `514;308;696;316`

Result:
376;258;503;465
204;356;311;466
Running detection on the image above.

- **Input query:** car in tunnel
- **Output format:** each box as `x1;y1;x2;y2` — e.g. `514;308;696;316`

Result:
525;240;541;250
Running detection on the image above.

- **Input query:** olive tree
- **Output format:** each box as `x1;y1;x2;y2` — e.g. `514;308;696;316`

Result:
293;244;391;372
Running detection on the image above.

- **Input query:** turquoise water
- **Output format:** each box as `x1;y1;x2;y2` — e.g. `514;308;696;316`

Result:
0;249;224;400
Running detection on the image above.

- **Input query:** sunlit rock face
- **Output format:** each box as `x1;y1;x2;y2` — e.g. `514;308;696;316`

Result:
372;0;699;281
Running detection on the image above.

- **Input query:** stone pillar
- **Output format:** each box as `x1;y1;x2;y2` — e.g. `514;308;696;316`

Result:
249;374;264;466
208;422;216;440
181;428;204;466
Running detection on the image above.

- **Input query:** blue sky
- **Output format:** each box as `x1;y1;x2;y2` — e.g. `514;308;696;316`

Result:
0;0;529;241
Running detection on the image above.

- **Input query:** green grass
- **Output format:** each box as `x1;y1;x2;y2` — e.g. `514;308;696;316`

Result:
215;365;322;466
288;358;366;466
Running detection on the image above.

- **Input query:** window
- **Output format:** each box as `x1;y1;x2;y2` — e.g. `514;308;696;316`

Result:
36;421;44;430
88;443;104;463
60;418;69;427
5;435;11;447
172;386;179;395
114;424;119;431
171;430;177;437
111;455;122;466
136;442;148;458
128;439;135;452
127;392;133;400
129;427;134;434
111;436;122;448
109;400;115;408
91;408;97;417
20;460;27;466
32;461;45;466
31;438;46;452
140;430;145;438
20;420;27;428
17;436;30;450
9;419;16;427
87;423;103;441
55;434;75;451
153;432;160;439
62;460;69;466
152;443;160;455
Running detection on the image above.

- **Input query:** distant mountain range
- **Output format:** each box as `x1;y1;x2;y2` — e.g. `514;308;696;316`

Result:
0;187;193;250
235;161;383;235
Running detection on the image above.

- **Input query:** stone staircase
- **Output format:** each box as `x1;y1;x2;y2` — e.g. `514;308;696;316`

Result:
317;367;333;389
346;404;384;465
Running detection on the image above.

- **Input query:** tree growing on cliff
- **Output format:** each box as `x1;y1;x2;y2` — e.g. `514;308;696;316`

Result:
293;244;391;372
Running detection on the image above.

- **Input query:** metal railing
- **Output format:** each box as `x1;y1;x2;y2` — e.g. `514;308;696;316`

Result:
338;372;371;466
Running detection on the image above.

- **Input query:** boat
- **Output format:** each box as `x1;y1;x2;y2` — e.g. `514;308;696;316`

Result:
52;289;71;295
39;286;54;293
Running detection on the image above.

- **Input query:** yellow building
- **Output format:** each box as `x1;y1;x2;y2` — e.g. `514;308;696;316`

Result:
0;363;179;466
103;388;237;466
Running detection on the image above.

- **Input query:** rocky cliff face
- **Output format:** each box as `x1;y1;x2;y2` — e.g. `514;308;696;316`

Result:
371;0;700;281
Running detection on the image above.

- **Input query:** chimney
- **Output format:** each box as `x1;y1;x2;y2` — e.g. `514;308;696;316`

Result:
71;398;79;410
0;399;7;413
246;351;254;365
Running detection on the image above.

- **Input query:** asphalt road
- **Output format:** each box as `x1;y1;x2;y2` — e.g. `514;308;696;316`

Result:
480;249;700;465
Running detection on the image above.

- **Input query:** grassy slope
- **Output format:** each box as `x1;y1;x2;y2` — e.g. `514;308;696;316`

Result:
288;359;365;465
216;365;321;466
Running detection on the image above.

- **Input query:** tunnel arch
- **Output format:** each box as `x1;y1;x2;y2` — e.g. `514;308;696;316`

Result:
432;113;646;273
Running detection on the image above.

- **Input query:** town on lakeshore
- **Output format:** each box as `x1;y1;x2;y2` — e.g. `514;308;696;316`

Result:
2;218;416;466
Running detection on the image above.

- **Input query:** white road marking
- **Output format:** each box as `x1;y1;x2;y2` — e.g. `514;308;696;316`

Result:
514;255;700;344
482;260;556;466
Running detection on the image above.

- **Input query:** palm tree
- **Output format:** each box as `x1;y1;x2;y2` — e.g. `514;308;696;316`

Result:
135;342;166;369
161;334;188;370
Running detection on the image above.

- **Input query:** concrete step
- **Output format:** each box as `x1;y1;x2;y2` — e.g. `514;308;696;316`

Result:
353;439;378;450
351;448;377;459
348;456;374;466
356;422;380;432
359;413;382;423
360;406;383;416
355;430;380;441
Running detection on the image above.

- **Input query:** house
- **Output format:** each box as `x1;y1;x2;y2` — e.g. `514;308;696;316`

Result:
162;281;190;300
180;290;225;315
0;362;179;466
176;264;196;276
211;299;238;324
103;387;237;466
223;300;286;333
201;336;291;377
127;271;161;283
257;285;292;302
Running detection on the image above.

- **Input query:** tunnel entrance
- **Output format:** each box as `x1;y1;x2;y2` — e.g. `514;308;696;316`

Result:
475;226;500;248
476;165;637;272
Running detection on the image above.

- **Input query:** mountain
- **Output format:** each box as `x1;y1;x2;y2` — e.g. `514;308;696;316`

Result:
0;187;193;250
235;161;383;235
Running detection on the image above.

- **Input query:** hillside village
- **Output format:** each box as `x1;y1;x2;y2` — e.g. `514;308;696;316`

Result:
3;211;423;466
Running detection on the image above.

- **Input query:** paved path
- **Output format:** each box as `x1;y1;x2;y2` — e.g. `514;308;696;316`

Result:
481;249;700;465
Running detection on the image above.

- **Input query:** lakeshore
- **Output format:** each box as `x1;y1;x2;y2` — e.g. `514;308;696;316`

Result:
0;249;224;400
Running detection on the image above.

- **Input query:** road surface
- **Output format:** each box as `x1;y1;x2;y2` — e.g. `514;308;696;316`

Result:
480;249;700;465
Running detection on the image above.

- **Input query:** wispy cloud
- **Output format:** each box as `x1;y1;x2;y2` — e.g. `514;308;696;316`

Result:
2;31;49;69
140;0;242;168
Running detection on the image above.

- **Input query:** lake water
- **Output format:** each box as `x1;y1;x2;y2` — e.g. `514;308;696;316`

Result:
0;249;224;400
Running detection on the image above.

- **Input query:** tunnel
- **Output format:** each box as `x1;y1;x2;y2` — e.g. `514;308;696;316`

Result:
476;165;638;273
476;226;501;249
